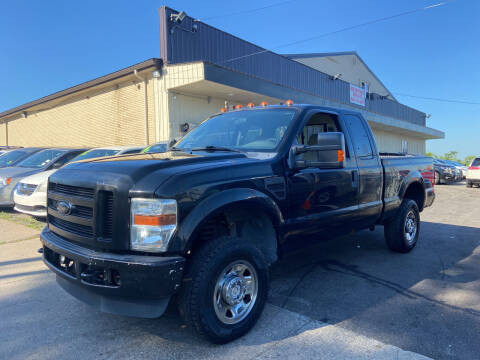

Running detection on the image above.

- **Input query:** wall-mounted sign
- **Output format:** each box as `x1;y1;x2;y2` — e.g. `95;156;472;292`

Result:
350;84;365;107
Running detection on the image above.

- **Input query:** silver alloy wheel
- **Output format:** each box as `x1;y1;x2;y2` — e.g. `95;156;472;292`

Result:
213;260;258;325
404;210;418;245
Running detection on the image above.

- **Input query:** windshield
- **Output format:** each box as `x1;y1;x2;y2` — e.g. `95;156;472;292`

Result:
143;143;167;154
175;109;297;152
0;149;33;167
72;149;120;161
17;149;65;168
472;158;480;167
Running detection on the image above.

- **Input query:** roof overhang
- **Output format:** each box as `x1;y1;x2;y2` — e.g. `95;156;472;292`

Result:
0;58;162;121
166;62;443;140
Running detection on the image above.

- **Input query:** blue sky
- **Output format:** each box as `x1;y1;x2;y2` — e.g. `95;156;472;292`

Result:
1;0;478;158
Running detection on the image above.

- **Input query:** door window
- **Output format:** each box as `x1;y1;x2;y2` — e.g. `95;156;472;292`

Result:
343;115;373;158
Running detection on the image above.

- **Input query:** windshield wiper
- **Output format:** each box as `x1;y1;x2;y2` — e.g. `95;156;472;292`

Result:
191;145;243;153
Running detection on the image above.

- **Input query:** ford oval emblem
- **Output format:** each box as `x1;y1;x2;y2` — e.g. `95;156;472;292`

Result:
57;201;72;216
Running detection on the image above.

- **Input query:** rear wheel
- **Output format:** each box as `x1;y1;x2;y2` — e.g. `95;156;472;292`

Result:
434;171;441;185
384;199;420;253
177;236;269;343
467;181;473;188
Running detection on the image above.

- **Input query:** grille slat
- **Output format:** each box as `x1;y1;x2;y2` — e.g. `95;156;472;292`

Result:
49;216;94;238
49;183;94;198
103;192;114;238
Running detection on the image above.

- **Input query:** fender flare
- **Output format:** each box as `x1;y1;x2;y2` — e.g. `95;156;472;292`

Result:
399;171;426;208
169;188;284;253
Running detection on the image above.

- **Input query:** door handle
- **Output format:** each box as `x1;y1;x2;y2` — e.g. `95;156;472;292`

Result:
351;170;359;187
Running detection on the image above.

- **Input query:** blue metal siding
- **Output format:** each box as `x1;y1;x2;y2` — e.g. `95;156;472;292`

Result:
159;7;425;126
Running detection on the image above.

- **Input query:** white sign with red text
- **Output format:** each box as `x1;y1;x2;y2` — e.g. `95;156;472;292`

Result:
349;84;366;107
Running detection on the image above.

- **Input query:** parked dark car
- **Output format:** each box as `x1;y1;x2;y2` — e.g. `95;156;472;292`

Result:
0;148;86;207
433;158;459;184
0;147;44;169
40;104;435;343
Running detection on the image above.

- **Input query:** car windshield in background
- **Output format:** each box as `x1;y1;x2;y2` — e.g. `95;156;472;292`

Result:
17;149;65;168
175;109;297;152
472;158;480;167
143;144;167;154
0;149;31;167
73;149;120;161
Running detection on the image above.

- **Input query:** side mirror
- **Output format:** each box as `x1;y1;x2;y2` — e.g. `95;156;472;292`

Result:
290;132;346;169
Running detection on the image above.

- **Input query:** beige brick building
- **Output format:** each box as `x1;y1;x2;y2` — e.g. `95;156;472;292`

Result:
0;7;444;153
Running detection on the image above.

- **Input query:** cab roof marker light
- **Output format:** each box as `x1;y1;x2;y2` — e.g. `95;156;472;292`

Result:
220;107;228;113
234;104;243;110
247;102;255;108
259;101;268;107
285;99;294;106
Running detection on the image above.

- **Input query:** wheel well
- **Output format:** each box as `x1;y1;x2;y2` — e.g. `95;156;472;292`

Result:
188;202;279;265
404;182;425;212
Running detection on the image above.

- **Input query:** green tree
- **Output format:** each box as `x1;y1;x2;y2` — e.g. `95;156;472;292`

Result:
464;155;476;166
442;151;459;161
425;152;437;158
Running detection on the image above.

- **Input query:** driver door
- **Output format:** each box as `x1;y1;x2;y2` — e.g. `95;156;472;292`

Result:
285;111;359;245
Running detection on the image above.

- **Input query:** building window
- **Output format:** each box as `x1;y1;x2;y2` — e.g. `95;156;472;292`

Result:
402;140;408;154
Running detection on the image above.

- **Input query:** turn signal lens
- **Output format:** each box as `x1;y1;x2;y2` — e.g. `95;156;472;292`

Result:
134;214;177;226
337;150;345;162
259;101;268;106
6;177;12;185
247;102;255;108
285;99;294;106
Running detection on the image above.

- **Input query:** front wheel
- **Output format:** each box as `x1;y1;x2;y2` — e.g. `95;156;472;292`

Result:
434;171;441;185
177;236;269;343
467;181;473;188
384;199;420;253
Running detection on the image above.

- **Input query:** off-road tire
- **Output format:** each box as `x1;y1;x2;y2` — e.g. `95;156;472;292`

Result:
177;236;269;343
384;199;420;253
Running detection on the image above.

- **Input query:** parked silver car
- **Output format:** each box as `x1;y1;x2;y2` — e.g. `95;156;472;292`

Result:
0;148;85;207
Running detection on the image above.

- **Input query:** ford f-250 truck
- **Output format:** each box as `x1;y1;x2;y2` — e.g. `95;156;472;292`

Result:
40;104;435;343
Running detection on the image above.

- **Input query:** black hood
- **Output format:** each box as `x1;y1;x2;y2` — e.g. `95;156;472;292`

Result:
51;151;252;196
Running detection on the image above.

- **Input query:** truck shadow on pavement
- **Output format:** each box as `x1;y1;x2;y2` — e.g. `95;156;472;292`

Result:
1;221;480;359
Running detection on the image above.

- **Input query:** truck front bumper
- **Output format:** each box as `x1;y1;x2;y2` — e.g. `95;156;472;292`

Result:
40;227;185;318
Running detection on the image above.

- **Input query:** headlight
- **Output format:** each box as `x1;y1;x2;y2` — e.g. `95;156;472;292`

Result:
36;180;48;193
0;177;12;187
130;198;177;252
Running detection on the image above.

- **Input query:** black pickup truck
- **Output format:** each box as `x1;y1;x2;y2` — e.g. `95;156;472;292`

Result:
41;104;435;343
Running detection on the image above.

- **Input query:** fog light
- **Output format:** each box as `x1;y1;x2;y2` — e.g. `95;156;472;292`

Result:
112;270;121;286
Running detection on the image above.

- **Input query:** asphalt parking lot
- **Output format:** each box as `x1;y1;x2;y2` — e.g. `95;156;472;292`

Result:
1;183;479;360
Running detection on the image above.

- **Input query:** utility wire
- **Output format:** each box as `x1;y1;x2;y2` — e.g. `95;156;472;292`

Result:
219;1;450;64
199;0;299;21
393;92;480;105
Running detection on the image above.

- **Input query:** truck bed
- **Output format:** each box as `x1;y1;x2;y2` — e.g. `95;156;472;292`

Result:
380;154;435;221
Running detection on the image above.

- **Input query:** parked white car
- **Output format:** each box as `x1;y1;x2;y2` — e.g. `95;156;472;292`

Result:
466;157;480;188
13;146;143;217
13;169;55;217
